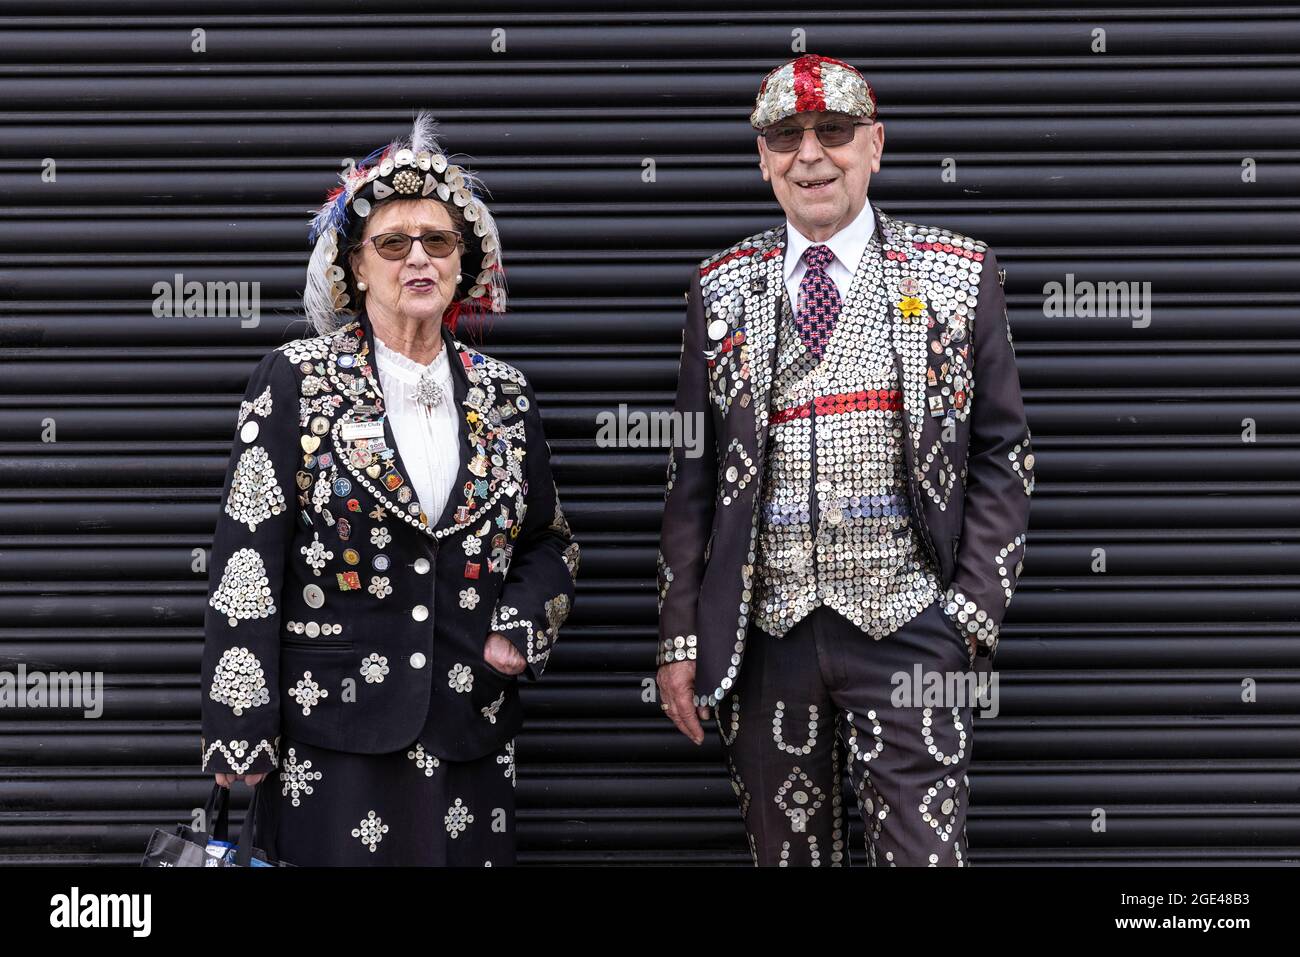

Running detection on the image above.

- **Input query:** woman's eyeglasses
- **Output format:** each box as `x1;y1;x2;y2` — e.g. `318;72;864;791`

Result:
762;118;873;152
365;229;463;260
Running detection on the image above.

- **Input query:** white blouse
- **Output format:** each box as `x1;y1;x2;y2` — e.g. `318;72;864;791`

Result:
372;334;461;523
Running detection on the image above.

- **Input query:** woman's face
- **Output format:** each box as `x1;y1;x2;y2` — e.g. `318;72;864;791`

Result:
349;198;462;329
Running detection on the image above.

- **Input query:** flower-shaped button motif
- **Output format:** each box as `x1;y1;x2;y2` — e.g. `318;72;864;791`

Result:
359;653;389;684
448;663;474;693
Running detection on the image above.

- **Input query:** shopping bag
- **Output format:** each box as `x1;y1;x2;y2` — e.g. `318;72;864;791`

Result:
142;779;288;867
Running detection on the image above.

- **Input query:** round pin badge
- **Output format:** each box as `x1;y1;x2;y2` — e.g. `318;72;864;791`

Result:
515;396;530;412
333;477;352;496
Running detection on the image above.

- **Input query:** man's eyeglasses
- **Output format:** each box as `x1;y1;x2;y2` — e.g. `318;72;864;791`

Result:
762;118;873;152
365;229;462;260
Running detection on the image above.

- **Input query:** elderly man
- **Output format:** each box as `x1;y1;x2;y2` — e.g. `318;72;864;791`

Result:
654;54;1034;866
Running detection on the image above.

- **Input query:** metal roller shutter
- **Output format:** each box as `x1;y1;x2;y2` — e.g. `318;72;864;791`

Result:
0;1;1296;865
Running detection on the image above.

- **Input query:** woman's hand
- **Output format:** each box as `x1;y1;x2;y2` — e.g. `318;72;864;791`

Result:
483;632;527;676
215;772;267;788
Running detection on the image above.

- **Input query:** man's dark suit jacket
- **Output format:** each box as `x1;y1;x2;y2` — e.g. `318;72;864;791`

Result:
657;203;1034;705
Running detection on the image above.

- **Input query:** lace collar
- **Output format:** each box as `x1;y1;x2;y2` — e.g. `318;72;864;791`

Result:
373;333;451;386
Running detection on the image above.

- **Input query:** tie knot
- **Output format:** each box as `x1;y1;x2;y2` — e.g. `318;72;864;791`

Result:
803;244;835;271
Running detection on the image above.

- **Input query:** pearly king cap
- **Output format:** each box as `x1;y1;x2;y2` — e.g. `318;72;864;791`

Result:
304;111;506;334
750;54;877;130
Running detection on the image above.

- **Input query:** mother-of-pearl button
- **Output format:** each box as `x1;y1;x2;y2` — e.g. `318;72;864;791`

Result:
707;319;728;340
409;652;426;669
411;605;429;621
239;421;259;443
414;558;430;574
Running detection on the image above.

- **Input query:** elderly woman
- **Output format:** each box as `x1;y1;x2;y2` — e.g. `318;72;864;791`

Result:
199;113;578;866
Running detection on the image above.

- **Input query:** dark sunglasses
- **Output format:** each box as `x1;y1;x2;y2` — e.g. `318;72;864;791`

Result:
366;229;462;260
762;118;873;152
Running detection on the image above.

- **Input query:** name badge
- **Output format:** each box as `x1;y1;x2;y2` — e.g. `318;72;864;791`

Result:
341;420;385;441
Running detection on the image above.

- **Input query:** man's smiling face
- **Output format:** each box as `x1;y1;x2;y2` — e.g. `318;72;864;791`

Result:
757;110;884;242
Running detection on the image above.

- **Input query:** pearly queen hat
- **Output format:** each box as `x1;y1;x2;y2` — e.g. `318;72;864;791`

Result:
749;54;877;130
304;110;506;334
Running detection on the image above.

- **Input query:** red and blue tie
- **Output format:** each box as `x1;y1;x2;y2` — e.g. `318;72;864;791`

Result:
794;244;840;360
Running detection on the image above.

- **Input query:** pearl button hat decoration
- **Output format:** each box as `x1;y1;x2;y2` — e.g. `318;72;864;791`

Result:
750;54;877;130
304;111;506;334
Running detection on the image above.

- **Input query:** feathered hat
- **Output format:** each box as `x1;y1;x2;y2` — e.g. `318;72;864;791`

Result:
303;111;506;334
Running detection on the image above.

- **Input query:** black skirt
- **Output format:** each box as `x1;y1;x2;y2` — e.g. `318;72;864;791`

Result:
258;733;517;866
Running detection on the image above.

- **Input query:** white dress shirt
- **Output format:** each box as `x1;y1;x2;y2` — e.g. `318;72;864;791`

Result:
373;334;460;523
783;201;877;310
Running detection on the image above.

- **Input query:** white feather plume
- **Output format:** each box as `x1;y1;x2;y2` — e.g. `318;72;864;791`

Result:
303;229;341;335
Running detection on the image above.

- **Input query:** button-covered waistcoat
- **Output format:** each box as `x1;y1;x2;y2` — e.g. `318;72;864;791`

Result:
753;229;941;638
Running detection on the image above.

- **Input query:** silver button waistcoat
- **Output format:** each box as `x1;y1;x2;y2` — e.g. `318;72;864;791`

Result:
752;230;941;638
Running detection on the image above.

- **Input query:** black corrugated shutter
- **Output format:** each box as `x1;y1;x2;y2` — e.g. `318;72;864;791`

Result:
1;1;1297;865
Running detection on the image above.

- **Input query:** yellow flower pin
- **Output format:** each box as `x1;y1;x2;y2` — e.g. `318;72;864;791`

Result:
898;295;927;319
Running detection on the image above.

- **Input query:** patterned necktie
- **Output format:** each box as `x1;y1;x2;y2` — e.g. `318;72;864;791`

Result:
794;244;840;360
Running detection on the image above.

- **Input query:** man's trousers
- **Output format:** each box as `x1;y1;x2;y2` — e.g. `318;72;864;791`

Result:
716;596;977;866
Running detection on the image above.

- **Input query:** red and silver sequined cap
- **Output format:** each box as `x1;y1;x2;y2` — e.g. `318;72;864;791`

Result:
750;54;877;129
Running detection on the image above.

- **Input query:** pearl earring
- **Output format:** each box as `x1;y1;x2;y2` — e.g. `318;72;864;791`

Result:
455;273;463;283
356;281;367;291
